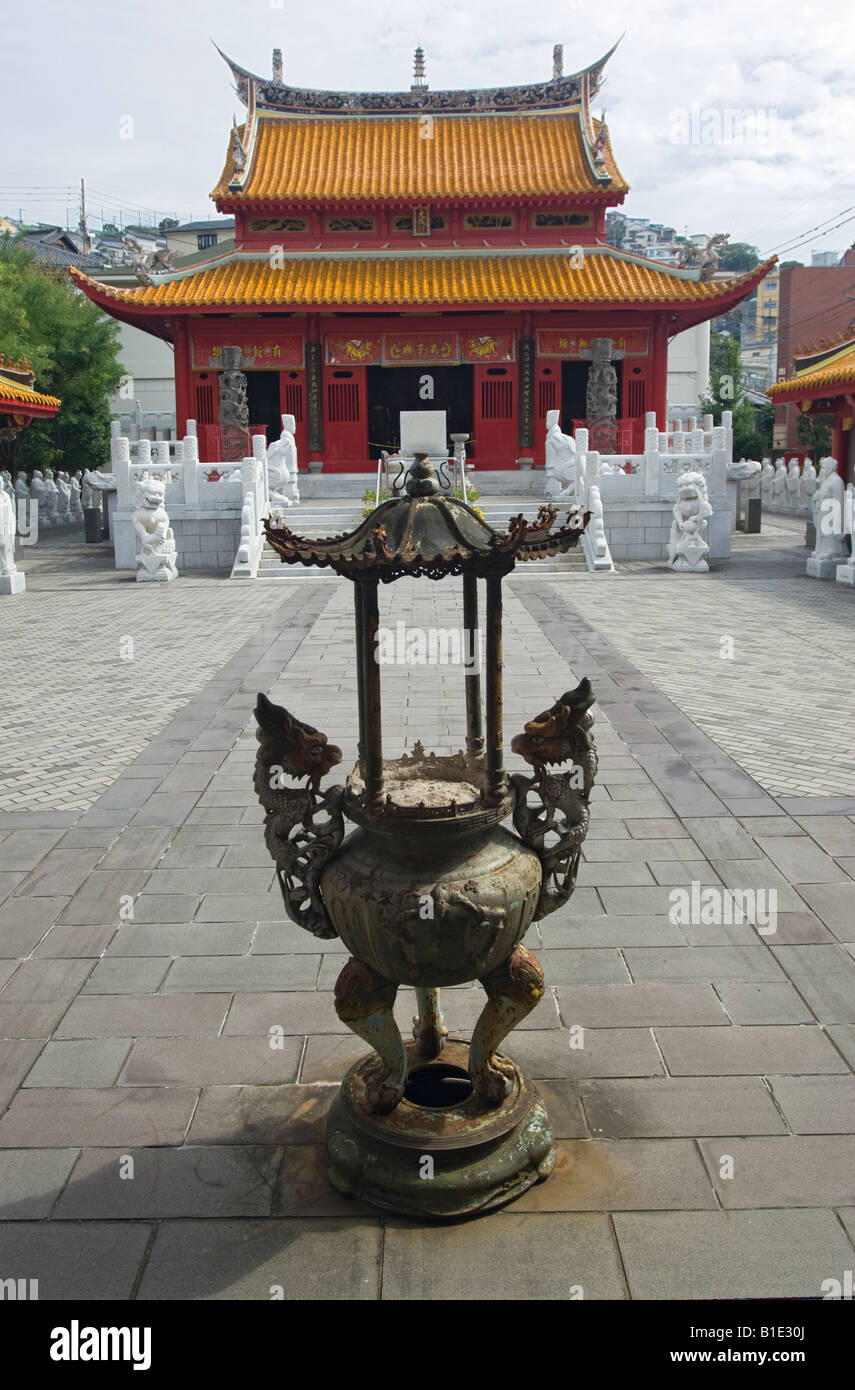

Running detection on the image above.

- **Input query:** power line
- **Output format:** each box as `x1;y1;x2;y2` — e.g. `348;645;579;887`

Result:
764;203;855;256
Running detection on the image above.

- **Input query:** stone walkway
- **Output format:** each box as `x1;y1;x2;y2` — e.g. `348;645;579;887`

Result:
0;527;853;1300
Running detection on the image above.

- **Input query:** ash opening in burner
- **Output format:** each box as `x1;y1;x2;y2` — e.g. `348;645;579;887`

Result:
404;1062;474;1109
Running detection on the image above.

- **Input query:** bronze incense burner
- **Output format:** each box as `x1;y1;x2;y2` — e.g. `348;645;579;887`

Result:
254;456;597;1218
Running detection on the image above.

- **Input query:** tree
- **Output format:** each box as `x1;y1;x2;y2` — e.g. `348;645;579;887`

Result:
0;236;123;473
102;223;120;236
158;217;179;233
716;242;760;273
699;328;773;458
796;410;832;456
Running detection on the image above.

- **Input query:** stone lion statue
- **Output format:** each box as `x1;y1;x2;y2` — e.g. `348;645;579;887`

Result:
133;475;178;582
667;470;713;572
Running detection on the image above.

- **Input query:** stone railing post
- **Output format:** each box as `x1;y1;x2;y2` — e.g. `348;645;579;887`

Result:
644;423;661;498
111;423;132;504
183;431;199;506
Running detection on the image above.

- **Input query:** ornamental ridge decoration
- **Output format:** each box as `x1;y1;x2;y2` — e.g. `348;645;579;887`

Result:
219;43;618;117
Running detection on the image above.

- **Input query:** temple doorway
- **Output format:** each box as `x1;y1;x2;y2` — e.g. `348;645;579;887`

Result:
245;371;282;442
367;365;474;459
561;359;623;428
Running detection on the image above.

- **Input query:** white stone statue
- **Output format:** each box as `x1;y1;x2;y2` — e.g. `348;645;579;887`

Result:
0;489;24;593
800;458;817;515
746;461;762;501
544;409;581;501
0;470;12;502
69;472;83;520
772;458;787;510
807;457;848;578
760;459;775;507
133;475;178;582
786;458;801;512
55;470;72;525
13;472;30;529
667;470;713;572
30;470;50;527
42;468;59;527
267;413;300;508
82;468;117;508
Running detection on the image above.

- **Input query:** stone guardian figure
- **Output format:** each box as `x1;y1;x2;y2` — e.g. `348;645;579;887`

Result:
544;409;582;501
133;475;179;582
807;457;848;579
0;489;24;593
667;470;713;572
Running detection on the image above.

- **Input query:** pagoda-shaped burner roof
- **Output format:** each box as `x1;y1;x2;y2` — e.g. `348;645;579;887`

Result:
264;461;588;581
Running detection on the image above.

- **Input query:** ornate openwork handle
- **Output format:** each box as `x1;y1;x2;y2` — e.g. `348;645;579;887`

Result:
510;678;598;919
253;693;345;939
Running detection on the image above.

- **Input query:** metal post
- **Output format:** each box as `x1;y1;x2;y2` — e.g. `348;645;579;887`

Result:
354;581;367;772
485;574;505;794
463;572;484;757
359;579;384;802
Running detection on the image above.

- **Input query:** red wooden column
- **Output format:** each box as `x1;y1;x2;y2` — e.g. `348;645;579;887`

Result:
832;405;847;478
172;318;192;436
649;318;670;430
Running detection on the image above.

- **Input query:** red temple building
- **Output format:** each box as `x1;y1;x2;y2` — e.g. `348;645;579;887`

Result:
768;334;855;483
73;44;772;472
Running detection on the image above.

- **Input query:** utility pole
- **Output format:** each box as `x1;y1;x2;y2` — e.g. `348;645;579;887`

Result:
79;177;91;252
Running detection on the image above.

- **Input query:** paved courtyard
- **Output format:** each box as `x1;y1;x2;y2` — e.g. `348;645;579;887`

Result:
0;526;853;1300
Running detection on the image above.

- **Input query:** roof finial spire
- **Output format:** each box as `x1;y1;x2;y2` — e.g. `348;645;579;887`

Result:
272;48;283;85
552;44;563;80
411;45;427;90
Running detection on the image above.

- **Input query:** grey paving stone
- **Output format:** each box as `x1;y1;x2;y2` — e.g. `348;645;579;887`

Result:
577;861;657;887
507;1138;717;1211
161;954;320;992
531;1080;587;1138
626;819;691;839
793;883;855;940
55;1144;282;1218
23;1039;132;1088
613;1209;855;1300
837;1208;855;1248
155;844;226;869
0;1221;153;1299
118;1035;302;1086
0;1000;75;1040
555;982;728;1027
82;957;171;994
646;860;723;886
143;866;274;895
0;829;66;871
486;1027;664;1080
710;858;810;911
760;911;836;945
32;924;117;958
538;915;685;948
131;893;202;923
796;815;855;856
55;993;229;1038
132;792;202;826
0;957;92;1002
0;1147;79;1218
97;825;176;870
382;1213;627;1301
15;848;103;897
251;922;349;954
188;1083;335;1145
137;1217;381;1300
529;949;631;984
682;817;766;860
580;1077;787;1137
655;1024;848;1075
738;816;804;837
756;835;850;884
698;1135;855;1207
0;1040;43;1109
582;838;700;862
56;870;151;925
827;1025;855;1070
715;981;814;1024
624;946;785;982
194;894;283;922
768;1075;855;1133
0;1086;198;1147
105;922;255;957
770;946;855;1023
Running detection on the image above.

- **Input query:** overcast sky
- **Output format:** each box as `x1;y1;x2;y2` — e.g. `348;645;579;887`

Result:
5;0;854;262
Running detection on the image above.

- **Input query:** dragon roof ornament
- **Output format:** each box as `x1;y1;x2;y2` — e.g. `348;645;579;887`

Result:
213;39;620;116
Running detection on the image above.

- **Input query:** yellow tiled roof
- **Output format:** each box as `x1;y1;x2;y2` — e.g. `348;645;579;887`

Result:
212;113;627;203
768;340;855;397
71;252;771;311
0;372;61;410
